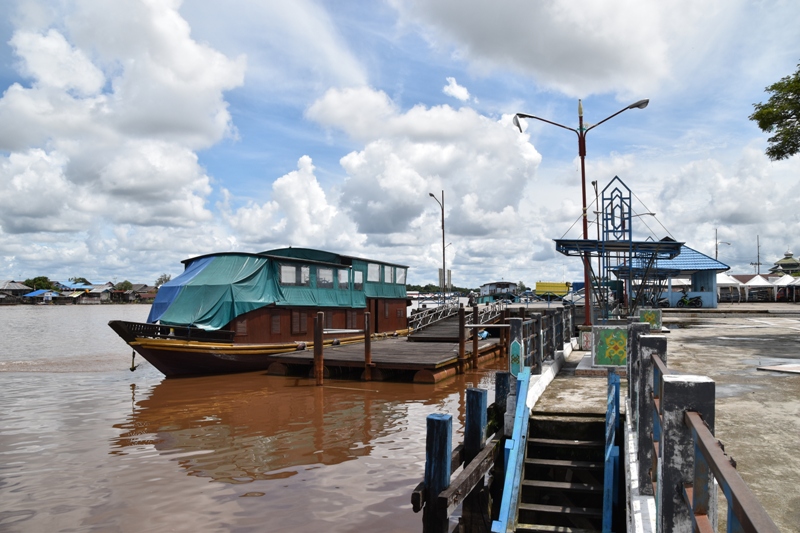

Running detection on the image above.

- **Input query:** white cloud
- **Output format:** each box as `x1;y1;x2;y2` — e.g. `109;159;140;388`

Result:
222;156;362;250
443;77;470;101
391;0;736;98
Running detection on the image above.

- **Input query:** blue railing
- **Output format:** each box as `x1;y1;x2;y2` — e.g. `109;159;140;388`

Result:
603;369;621;532
491;367;531;533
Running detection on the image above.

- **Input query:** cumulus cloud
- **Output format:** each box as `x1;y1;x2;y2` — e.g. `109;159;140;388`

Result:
307;86;541;242
0;0;244;278
222;156;362;250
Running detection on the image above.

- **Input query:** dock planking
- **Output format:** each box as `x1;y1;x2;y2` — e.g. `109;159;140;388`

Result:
267;335;502;383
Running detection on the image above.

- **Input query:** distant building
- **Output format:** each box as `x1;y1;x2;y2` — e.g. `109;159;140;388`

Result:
769;250;800;276
0;280;32;296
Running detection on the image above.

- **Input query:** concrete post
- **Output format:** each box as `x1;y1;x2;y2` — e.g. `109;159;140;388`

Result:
529;313;542;375
627;321;651;408
637;334;667;495
657;375;715;533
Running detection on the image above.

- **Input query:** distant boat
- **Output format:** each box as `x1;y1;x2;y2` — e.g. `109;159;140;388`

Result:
109;248;410;377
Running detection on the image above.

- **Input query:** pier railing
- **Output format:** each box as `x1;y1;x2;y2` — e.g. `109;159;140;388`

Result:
628;326;780;532
409;299;461;330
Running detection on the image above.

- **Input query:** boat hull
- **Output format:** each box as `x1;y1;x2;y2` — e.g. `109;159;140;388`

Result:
130;338;301;377
110;320;307;378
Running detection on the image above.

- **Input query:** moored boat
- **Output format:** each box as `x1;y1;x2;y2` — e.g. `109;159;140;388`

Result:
110;248;410;377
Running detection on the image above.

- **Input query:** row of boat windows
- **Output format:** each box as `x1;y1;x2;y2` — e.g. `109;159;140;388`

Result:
279;263;407;289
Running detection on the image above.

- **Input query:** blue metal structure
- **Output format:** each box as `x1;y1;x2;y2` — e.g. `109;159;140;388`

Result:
603;369;621;532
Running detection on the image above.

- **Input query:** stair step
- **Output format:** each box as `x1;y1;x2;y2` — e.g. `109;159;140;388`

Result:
522;480;603;493
516;524;598;533
518;502;603;518
528;438;604;448
525;458;603;470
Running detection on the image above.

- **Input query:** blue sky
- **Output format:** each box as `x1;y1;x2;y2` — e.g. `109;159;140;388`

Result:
1;0;799;287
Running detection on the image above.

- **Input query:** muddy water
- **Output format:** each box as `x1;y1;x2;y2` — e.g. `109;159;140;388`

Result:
0;305;500;532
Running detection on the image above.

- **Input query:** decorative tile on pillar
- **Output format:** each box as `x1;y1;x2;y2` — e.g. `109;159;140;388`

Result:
639;308;662;330
592;326;628;366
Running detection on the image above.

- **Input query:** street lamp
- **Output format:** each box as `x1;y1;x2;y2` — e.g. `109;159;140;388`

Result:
429;191;446;305
715;228;730;260
513;98;649;325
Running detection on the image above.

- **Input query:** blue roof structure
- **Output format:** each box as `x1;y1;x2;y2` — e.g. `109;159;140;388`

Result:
616;239;729;277
23;289;61;297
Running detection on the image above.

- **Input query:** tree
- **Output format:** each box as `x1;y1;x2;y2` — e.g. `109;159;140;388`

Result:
750;62;800;161
115;280;133;291
69;276;92;285
517;281;528;293
155;273;172;288
23;276;54;291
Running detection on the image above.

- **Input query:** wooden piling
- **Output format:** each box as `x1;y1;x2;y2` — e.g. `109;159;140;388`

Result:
363;312;372;381
314;312;324;386
471;305;479;370
458;305;466;373
423;413;452;533
461;388;488;531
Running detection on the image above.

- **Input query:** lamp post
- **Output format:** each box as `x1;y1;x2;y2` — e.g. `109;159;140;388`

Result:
513;98;649;326
429;191;446;305
715;228;730;260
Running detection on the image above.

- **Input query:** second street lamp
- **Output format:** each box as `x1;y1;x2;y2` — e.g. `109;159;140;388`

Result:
429;191;446;305
513;98;649;326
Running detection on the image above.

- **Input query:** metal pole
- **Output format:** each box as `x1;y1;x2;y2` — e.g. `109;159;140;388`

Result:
441;190;446;303
578;100;593;326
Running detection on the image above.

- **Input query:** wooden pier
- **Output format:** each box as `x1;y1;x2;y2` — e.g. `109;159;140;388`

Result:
266;334;502;383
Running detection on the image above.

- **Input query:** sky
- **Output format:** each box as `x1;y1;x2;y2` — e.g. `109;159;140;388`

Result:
1;0;799;288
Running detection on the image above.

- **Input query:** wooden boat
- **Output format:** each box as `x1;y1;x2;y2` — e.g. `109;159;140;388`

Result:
109;248;410;377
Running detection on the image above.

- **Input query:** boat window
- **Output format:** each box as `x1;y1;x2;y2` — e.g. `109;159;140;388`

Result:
317;268;334;289
291;311;308;334
367;263;380;282
337;269;349;289
353;270;363;290
299;266;310;286
280;264;296;285
384;266;394;284
271;315;281;334
396;268;406;284
281;264;310;286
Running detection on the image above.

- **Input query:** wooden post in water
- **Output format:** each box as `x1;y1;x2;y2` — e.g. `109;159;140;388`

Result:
471;305;479;370
314;311;324;386
363;312;372;381
461;388;488;531
423;413;452;533
458;305;466;374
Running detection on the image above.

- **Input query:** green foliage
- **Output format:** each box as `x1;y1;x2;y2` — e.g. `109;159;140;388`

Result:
23;276;54;291
69;277;91;285
517;281;528;292
155;273;172;288
750;63;800;161
406;283;478;294
115;280;133;291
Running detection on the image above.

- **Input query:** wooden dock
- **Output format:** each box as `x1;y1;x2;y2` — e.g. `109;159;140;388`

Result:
265;335;502;383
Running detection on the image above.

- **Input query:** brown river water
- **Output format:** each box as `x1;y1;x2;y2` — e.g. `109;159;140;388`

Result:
0;305;502;532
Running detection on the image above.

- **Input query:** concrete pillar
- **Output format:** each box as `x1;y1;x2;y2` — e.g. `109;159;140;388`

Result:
657;375;715;533
636;334;667;495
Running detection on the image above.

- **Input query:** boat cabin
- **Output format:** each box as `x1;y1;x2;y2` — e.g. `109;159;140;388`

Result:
147;248;409;343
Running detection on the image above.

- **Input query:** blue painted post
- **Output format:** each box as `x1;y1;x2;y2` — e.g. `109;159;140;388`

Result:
423;413;452;533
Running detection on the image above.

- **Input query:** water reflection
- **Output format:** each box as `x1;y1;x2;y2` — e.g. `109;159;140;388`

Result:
111;371;492;485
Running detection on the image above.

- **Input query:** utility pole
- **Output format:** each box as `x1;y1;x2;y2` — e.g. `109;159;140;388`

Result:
749;235;762;275
715;228;730;260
